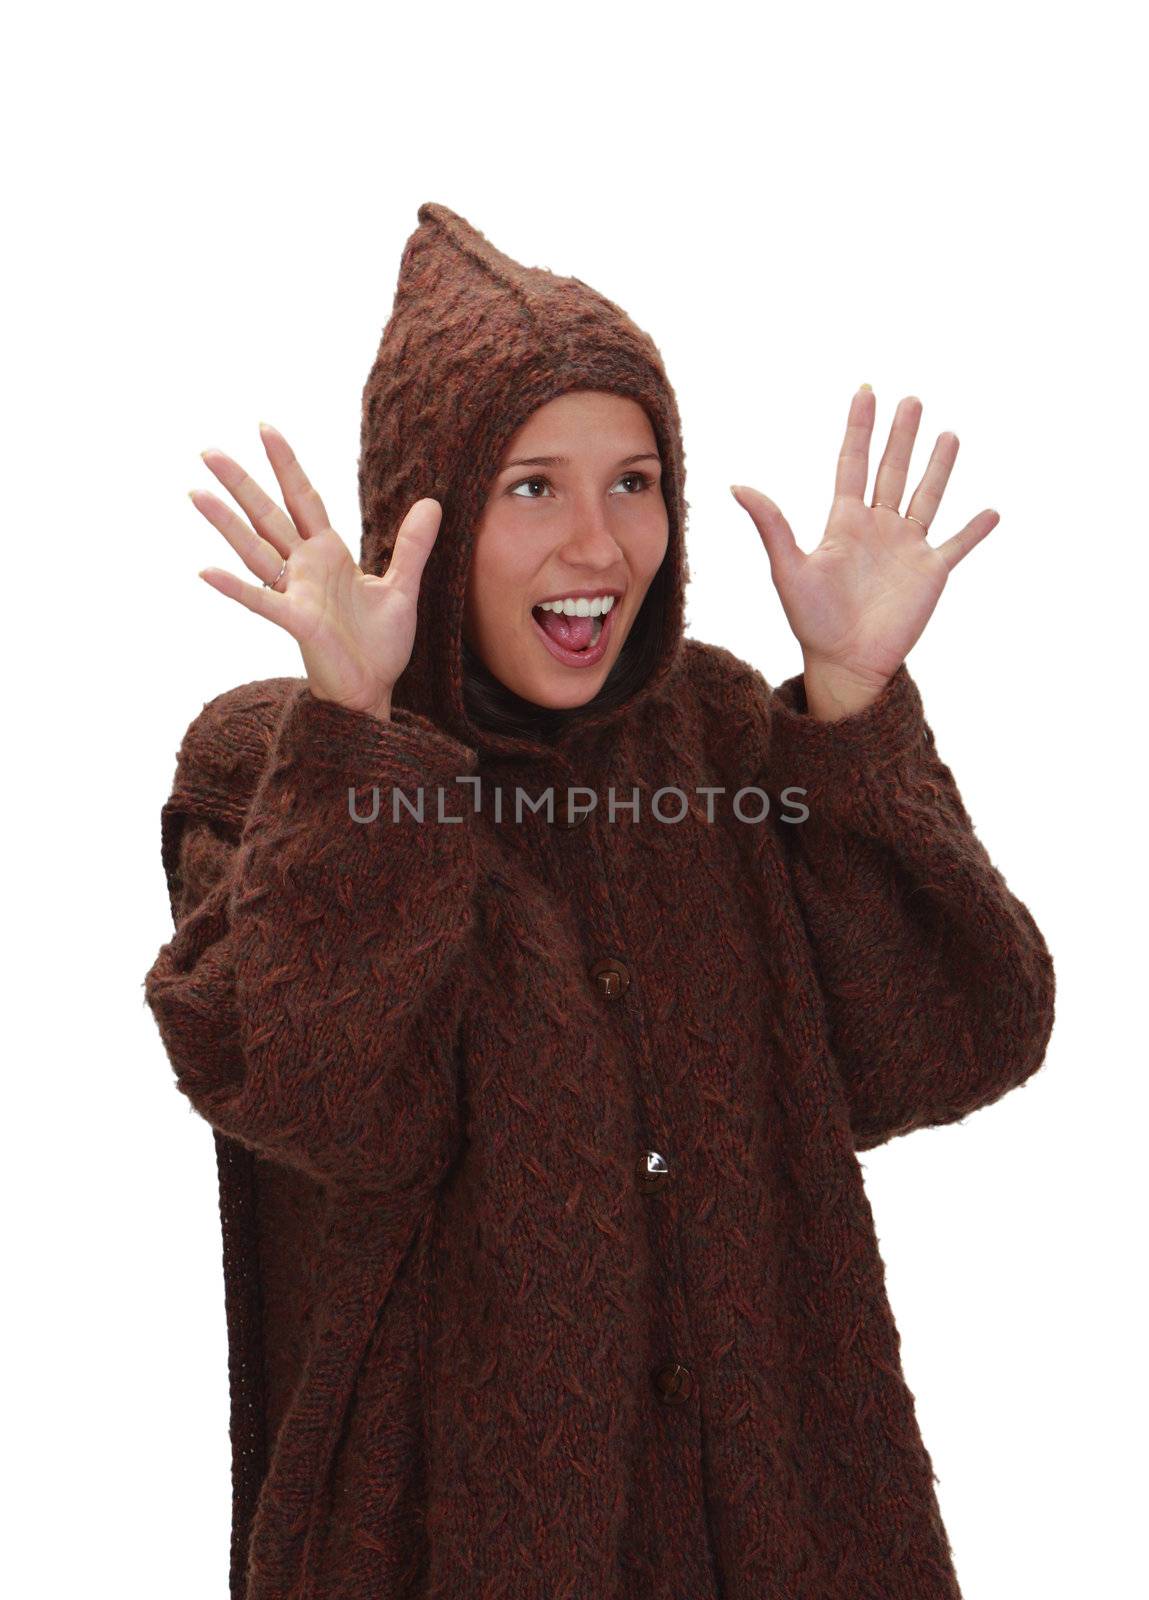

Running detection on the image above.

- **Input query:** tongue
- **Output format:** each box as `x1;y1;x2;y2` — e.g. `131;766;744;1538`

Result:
536;608;595;650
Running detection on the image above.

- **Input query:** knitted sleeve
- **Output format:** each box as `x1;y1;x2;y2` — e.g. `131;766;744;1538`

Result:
753;660;1056;1151
144;680;480;1196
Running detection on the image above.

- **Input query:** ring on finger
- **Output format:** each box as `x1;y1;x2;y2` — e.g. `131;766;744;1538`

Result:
264;555;288;591
874;496;931;534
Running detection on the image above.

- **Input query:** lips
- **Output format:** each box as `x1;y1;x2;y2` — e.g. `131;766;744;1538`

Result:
530;599;617;667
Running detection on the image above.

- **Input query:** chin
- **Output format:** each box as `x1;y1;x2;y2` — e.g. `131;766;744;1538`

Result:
550;683;608;711
514;666;610;711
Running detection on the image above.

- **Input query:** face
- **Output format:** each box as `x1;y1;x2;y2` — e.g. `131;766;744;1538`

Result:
462;391;670;711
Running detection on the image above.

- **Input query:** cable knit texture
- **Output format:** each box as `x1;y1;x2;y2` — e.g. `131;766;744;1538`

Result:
144;201;1056;1600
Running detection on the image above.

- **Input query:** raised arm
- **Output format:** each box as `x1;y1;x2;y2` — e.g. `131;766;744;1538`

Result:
726;385;1057;1149
145;419;481;1197
760;660;1055;1150
145;681;480;1195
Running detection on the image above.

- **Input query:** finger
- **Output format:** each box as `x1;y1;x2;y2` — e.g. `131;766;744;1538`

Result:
198;564;295;628
834;386;876;503
189;488;291;589
904;432;960;534
729;484;803;585
382;497;445;600
934;509;999;571
871;395;923;512
258;422;335;542
199;446;305;557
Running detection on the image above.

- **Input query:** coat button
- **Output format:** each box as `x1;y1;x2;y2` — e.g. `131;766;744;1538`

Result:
652;1362;694;1405
555;793;589;828
636;1151;670;1191
589;957;630;1000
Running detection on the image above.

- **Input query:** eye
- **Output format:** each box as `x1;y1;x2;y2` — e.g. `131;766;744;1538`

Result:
509;475;553;499
508;469;658;499
613;470;655;495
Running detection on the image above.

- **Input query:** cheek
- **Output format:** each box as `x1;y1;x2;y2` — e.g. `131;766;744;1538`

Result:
472;513;527;589
632;512;670;580
469;565;529;661
467;541;506;630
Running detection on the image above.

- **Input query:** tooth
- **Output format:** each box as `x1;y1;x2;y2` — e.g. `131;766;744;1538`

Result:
538;595;616;613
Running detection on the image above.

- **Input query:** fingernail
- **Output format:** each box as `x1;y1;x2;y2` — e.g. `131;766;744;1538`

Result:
259;420;272;433
859;383;872;392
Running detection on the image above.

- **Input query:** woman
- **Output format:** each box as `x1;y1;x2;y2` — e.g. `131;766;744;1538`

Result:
145;201;1056;1600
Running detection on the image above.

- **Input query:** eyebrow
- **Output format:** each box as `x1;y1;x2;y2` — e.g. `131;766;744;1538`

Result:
500;452;662;474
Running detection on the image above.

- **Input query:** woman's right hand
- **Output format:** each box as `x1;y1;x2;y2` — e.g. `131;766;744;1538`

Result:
191;422;442;721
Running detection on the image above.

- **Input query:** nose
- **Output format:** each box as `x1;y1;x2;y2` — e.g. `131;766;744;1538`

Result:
553;491;625;569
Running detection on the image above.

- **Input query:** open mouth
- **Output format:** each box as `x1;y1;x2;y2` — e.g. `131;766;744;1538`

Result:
530;599;617;667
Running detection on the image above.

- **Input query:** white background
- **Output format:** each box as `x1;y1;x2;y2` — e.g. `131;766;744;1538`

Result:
5;1;1143;1594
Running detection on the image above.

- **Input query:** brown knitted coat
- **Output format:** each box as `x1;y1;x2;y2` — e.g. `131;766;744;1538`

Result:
144;201;1056;1600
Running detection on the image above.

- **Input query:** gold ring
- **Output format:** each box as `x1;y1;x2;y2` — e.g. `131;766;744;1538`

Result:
264;556;288;590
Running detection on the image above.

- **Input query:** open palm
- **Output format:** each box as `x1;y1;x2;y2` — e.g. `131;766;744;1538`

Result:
191;423;442;719
732;388;999;688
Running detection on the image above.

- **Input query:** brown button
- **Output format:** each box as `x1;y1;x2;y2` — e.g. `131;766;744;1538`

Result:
636;1151;670;1191
555;794;589;829
652;1362;694;1405
589;957;631;1000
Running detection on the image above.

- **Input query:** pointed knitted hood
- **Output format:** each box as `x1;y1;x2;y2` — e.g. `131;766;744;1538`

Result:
357;202;691;766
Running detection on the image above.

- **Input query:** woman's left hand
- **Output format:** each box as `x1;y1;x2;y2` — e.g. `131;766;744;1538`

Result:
730;386;999;718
